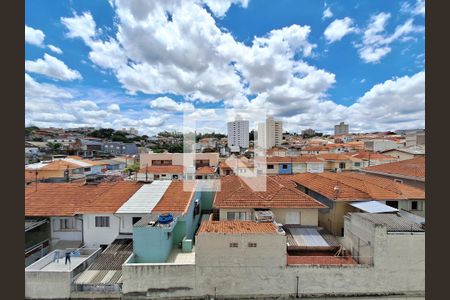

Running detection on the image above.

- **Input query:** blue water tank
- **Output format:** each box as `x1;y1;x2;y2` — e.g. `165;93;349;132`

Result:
158;213;174;224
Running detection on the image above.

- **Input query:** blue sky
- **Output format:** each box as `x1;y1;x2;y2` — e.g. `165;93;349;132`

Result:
25;0;425;135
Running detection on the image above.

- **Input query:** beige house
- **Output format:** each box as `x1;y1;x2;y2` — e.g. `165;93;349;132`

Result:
196;221;286;267
381;146;425;161
139;153;219;169
289;172;425;236
318;154;364;172
213;176;326;226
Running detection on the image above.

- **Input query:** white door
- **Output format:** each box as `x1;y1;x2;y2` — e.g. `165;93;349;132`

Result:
285;212;300;224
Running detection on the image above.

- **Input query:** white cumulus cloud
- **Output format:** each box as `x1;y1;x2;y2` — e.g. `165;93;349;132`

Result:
324;17;357;43
25;25;45;47
25;53;82;81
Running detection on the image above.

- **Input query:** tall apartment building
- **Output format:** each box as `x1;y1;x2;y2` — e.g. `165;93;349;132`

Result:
334;122;349;135
227;119;249;148
257;117;283;149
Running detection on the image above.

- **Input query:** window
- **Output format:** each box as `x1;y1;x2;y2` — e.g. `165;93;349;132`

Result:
267;164;274;169
354;162;361;167
84;167;91;172
59;218;75;230
132;217;141;225
95;216;110;227
248;242;257;248
411;201;418;210
227;212;250;220
229;243;238;248
282;164;288;169
339;162;346;169
394;179;403;184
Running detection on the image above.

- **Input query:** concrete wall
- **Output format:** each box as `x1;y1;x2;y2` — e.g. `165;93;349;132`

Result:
25;248;101;299
306;162;324;173
196;232;286;267
122;214;425;299
133;222;175;263
83;213;120;247
382;150;416;161
270;208;318;226
117;214;147;234
26;270;72;299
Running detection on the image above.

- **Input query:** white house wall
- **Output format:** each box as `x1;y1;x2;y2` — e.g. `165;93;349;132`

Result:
82;214;121;247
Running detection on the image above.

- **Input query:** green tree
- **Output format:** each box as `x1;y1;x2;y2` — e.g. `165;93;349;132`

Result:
47;142;62;152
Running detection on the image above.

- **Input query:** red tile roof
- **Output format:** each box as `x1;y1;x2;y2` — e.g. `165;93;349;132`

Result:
151;180;196;214
78;181;143;214
288;172;425;201
196;166;216;175
39;160;83;171
25;182;143;216
318;154;362;162
138;165;184;174
214;176;327;209
287;255;356;265
349;151;397;161
198;221;277;234
363;157;425;180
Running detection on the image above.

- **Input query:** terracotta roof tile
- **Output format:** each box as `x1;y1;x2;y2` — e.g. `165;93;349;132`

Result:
198;221;277;234
288;172;425;201
214;176;327;209
138;165;184;174
196;166;216;175
349;151;397;161
363;157;425;180
151;181;196;214
78;181;143;214
318;154;363;162
25;182;143;216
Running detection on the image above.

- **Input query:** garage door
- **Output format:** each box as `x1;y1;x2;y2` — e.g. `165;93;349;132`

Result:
285;212;300;224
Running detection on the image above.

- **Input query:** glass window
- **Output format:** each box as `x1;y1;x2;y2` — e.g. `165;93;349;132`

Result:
59;218;75;230
229;243;238;248
95;216;110;227
267;164;274;169
248;242;257;248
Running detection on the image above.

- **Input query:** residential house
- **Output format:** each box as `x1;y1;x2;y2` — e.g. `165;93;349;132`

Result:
254;156;325;175
128;181;203;263
364;139;399;152
25;182;143;249
349;151;398;167
289;172;425;236
318;153;364;172
103;142;138;156
213;176;326;225
140;153;219;170
381;145;425;161
196;221;286;267
218;157;255;177
136;164;217;182
362;157;425;190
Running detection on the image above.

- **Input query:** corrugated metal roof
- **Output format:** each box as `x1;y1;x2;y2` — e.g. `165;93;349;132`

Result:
349;201;399;213
289;227;329;247
115;181;171;214
353;213;425;232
